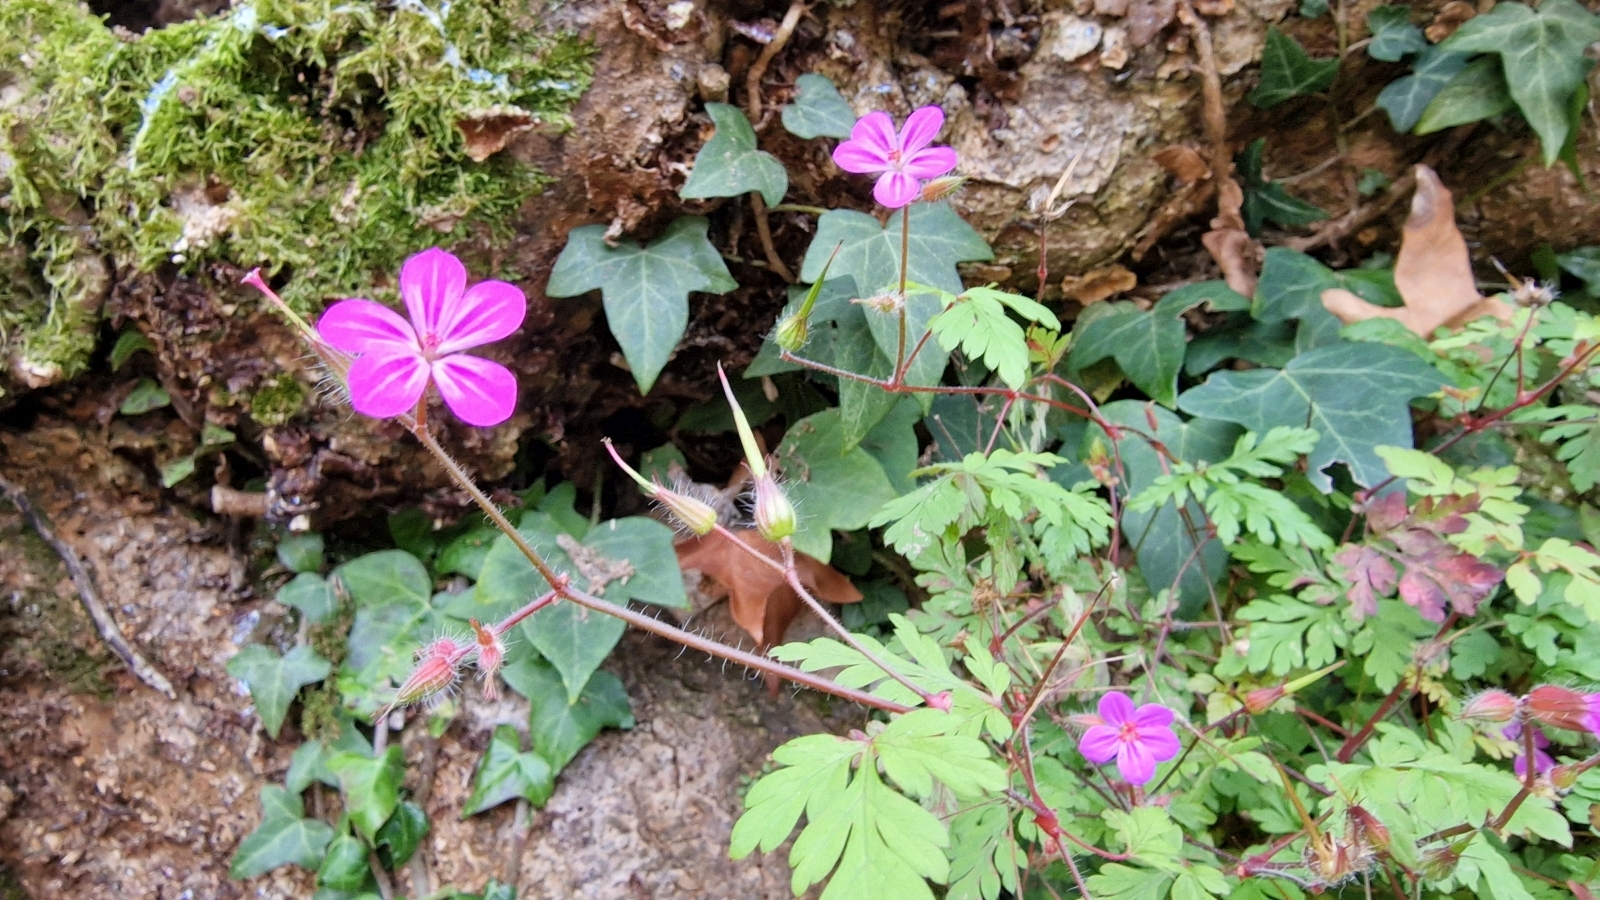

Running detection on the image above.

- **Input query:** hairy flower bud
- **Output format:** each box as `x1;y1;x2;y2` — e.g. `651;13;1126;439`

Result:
752;474;797;541
382;635;470;719
773;311;809;352
1347;806;1390;853
1525;685;1594;733
656;485;719;536
470;619;506;702
919;174;968;202
1460;689;1519;724
1243;685;1286;715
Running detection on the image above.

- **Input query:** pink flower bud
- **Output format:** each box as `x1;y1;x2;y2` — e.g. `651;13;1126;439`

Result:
1460;689;1519;724
1525;685;1595;733
752;473;796;542
382;635;469;719
1243;685;1285;714
919;175;968;202
470;619;506;702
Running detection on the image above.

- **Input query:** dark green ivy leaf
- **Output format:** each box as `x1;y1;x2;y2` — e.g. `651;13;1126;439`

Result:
1416;56;1515;134
502;656;634;772
464;725;555;816
327;745;406;842
1177;342;1443;491
276;532;325;574
1237;139;1329;234
316;834;370;890
680;103;788;206
1378;46;1472;132
547;217;737;393
781;73;857;140
227;644;331;739
1249;27;1339;108
375;801;428;868
1366;6;1427;62
230;785;335;879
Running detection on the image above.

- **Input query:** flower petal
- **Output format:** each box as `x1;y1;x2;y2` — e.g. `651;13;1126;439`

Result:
317;299;418;355
345;349;429;419
833;139;891;174
1117;740;1157;785
873;171;922;209
435;279;527;355
432;354;518;426
849;111;899;156
903;146;959;180
1136;725;1182;762
1097;692;1136;727
1133;703;1175;729
899;106;946;155
399;248;468;338
1078;726;1122;764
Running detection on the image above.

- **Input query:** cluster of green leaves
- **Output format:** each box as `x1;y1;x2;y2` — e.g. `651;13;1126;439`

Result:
227;483;667;893
0;0;593;386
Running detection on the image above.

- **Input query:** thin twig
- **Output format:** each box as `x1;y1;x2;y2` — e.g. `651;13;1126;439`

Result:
0;473;177;699
744;0;806;122
751;192;795;283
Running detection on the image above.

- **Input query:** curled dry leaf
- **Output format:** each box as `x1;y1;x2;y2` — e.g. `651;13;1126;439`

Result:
675;528;861;648
1201;177;1262;297
1424;0;1476;42
1060;264;1138;304
1152;145;1211;184
457;107;537;163
1321;165;1511;336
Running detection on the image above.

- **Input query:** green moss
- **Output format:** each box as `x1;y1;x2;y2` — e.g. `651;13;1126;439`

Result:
248;374;306;426
0;0;594;384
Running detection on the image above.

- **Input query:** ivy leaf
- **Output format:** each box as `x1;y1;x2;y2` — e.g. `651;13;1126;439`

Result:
230;785;335;879
1185;315;1296;376
119;377;171;415
802;205;993;297
326;745;405;842
277;532;325;573
1081;402;1241;617
547;217;737;393
775;409;900;562
833;307;900;445
1416;57;1515;134
1249;28;1339;108
335;550;444;716
1238;139;1328;234
502;655;634;771
782;73;857;140
109;329;155;371
464;725;556;815
315;834;369;890
680;103;787;206
1367;6;1427;62
1253;247;1400;323
1555;246;1600;298
1378;47;1472;132
228;645;332;739
374;801;428;868
1069;283;1225;407
276;573;337;623
1442;0;1600;165
580;517;690;609
1178;342;1442;490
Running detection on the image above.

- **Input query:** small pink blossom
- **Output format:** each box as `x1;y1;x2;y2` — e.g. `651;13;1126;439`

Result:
317;248;525;426
1502;722;1555;778
832;106;959;209
1077;692;1181;785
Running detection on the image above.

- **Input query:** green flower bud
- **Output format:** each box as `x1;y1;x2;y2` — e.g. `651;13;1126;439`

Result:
752;474;796;541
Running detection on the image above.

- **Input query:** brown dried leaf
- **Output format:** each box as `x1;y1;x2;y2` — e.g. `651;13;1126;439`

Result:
1152;145;1210;184
1201;177;1261;297
675;528;861;648
1060;264;1137;304
1321;166;1511;336
457;107;536;163
1424;0;1476;42
1194;0;1233;15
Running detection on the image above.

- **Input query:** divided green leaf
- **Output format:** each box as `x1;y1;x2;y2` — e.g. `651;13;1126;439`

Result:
464;725;555;815
230;785;335;879
227;644;332;739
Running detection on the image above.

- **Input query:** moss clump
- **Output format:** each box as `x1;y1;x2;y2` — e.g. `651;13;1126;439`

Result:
248;374;306;426
0;0;593;389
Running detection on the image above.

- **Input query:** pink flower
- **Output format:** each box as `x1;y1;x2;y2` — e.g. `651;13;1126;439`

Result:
1502;722;1555;778
317;248;525;426
1077;692;1182;786
831;106;959;209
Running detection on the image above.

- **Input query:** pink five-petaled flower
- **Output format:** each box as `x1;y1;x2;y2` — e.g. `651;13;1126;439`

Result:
1077;692;1182;786
831;106;959;209
317;248;526;426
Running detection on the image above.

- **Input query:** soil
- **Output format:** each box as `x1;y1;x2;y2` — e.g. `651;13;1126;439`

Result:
0;408;851;898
